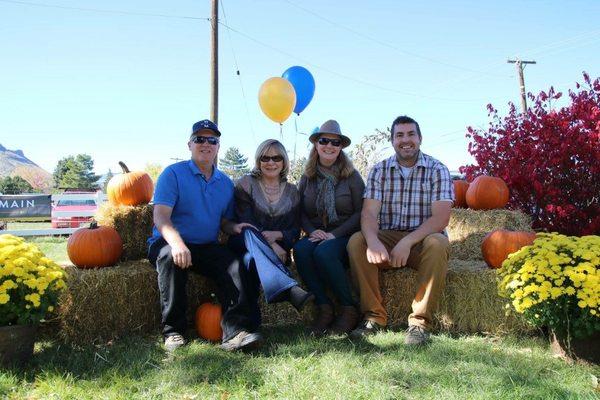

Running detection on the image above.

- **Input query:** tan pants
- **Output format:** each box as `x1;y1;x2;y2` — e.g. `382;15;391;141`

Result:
347;230;449;329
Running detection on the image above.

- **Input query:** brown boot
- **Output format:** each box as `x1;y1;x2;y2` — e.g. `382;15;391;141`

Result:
328;306;360;335
309;304;334;336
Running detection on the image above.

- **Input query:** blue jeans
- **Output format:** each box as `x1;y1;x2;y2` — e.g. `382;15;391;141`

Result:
228;228;298;308
293;236;356;306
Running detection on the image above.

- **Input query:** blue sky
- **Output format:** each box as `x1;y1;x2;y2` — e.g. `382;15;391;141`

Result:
2;0;599;175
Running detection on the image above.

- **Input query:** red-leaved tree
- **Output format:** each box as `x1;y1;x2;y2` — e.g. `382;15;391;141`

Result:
461;73;600;235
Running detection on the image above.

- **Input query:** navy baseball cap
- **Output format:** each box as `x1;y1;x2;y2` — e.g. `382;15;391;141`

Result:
191;119;221;137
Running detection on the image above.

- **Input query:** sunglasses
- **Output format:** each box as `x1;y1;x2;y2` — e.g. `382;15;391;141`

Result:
317;137;342;147
260;155;284;163
191;136;219;145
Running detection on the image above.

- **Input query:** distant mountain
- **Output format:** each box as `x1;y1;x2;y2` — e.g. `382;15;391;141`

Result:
0;144;52;189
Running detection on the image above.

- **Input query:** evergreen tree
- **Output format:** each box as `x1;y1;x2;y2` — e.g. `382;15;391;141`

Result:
0;176;34;194
219;147;249;180
52;154;100;190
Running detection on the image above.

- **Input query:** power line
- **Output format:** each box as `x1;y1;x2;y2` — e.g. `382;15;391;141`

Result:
219;0;256;143
430;29;600;95
282;0;509;79
218;21;503;103
0;0;209;20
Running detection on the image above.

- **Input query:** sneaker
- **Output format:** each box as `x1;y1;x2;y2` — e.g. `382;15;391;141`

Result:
349;320;384;339
404;325;431;346
220;331;263;352
164;333;187;352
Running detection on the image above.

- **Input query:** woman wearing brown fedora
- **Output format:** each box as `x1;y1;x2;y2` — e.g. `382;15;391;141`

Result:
293;120;365;336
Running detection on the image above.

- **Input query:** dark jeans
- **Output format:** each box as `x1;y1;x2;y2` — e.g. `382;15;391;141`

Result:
148;238;258;342
293;236;356;307
228;228;298;303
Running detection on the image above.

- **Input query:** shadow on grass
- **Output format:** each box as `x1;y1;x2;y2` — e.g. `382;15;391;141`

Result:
1;324;594;399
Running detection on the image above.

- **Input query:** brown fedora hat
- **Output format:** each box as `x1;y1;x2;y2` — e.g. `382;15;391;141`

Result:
308;120;351;148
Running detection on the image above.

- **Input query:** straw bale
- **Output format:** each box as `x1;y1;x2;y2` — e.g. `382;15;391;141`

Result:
382;259;532;335
447;209;532;260
55;257;530;344
95;203;153;261
56;260;303;344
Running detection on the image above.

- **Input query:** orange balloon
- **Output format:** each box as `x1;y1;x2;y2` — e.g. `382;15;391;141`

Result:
258;77;296;123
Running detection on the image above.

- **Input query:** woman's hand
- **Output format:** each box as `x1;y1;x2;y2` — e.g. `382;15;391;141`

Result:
317;232;335;245
231;222;257;234
262;230;283;244
309;230;335;242
271;242;288;263
308;229;327;242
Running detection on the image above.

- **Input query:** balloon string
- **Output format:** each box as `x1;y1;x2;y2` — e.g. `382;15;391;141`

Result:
293;115;299;164
279;123;283;139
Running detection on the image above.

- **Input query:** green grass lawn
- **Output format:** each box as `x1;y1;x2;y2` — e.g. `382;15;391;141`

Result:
0;223;69;264
3;222;51;231
26;236;69;265
1;326;598;399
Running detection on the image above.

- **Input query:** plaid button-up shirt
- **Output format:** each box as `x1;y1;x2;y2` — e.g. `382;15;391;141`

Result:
364;152;454;231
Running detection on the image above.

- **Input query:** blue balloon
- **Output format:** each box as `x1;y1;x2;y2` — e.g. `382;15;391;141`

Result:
282;66;315;115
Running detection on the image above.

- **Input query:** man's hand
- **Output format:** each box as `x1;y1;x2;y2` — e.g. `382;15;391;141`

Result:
308;229;328;242
231;222;257;234
389;238;412;268
271;242;287;263
171;243;192;269
366;238;390;265
262;230;282;244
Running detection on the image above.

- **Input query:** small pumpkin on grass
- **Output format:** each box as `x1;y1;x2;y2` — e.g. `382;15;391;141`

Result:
453;180;469;208
466;175;509;210
67;221;123;268
107;161;154;206
481;229;537;269
195;296;223;342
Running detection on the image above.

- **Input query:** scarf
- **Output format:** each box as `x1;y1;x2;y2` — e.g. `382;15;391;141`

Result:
315;165;340;227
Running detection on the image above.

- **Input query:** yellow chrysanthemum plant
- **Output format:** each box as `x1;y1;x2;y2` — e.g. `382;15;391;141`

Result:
0;234;67;326
498;233;600;339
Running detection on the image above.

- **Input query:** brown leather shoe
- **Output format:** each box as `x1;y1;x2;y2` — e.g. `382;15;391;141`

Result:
328;306;360;335
309;304;334;336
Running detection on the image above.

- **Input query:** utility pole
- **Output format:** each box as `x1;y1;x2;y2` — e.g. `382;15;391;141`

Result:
507;58;536;113
210;0;218;124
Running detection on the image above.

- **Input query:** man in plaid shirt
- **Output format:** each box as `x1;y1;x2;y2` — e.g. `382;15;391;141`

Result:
348;116;454;345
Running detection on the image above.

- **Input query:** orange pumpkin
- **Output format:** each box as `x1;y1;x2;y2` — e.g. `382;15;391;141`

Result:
465;175;509;210
67;222;123;268
453;180;469;208
481;230;536;269
107;161;154;206
195;301;223;342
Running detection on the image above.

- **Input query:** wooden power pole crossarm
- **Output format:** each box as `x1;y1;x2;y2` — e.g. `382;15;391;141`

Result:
507;59;536;113
210;0;218;124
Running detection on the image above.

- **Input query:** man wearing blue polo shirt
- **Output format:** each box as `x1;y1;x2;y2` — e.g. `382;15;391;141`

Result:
148;119;260;352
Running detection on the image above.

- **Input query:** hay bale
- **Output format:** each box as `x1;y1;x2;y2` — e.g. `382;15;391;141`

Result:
56;258;530;344
58;262;160;344
96;203;153;261
447;209;532;260
382;259;531;335
57;260;303;344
